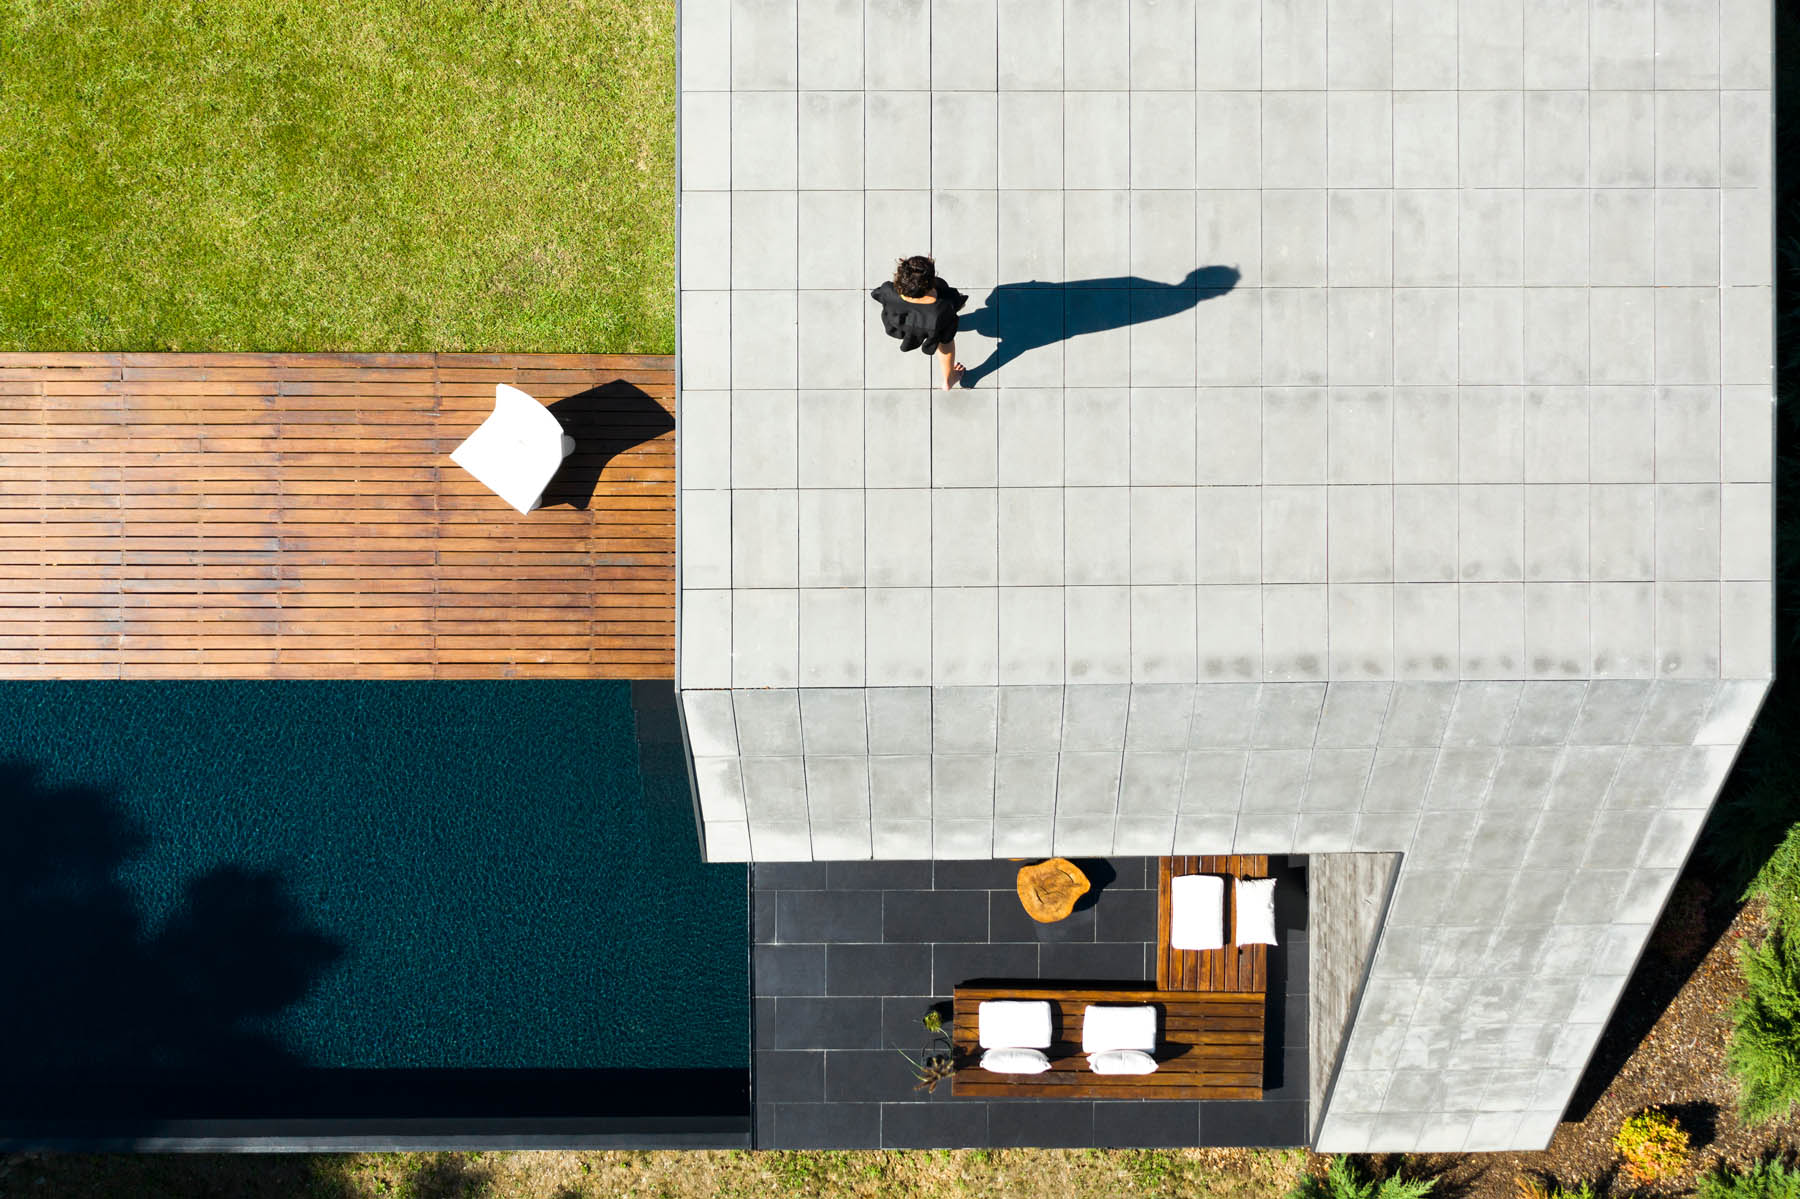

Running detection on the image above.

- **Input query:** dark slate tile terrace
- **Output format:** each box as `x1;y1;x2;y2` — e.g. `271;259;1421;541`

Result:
750;856;1310;1150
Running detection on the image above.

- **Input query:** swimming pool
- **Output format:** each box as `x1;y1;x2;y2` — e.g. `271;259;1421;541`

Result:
0;680;747;1137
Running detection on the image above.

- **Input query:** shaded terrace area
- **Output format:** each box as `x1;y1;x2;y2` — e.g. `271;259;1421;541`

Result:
0;352;674;679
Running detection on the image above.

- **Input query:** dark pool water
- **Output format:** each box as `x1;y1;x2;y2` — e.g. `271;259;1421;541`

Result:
0;680;746;1125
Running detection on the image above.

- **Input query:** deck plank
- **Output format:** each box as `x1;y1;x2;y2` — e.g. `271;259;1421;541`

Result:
0;352;674;679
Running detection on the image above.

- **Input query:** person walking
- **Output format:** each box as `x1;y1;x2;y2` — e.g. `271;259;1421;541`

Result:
871;254;968;390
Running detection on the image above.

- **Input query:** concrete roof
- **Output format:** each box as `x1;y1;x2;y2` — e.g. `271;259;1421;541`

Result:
675;0;1774;692
673;0;1775;1157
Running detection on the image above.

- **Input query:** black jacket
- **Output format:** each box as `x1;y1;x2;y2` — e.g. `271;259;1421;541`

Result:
871;277;968;353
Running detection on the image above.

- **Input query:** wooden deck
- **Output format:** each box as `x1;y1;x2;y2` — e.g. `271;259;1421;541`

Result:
0;352;675;679
1156;855;1271;992
950;984;1265;1100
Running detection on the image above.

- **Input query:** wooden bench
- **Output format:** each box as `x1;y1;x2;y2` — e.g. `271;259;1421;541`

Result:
950;983;1264;1100
1156;855;1269;992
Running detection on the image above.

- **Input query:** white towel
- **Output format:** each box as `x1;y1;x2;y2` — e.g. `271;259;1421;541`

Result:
1088;1048;1159;1075
1235;876;1279;945
978;999;1053;1049
980;1047;1052;1074
1170;873;1226;950
1081;1004;1157;1053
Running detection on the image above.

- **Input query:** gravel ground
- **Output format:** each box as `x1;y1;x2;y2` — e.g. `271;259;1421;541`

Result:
1407;888;1800;1199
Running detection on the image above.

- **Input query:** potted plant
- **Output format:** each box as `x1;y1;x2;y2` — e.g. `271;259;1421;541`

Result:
895;1005;955;1093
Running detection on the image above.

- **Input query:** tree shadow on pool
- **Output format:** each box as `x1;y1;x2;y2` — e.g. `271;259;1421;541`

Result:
0;761;344;1124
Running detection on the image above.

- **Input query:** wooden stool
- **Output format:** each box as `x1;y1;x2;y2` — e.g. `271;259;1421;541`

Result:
1016;858;1090;923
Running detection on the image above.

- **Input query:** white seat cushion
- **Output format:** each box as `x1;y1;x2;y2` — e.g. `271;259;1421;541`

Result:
1235;877;1279;945
1081;1004;1157;1053
1087;1048;1159;1075
1170;873;1226;950
448;383;572;515
980;1046;1052;1074
978;1000;1052;1049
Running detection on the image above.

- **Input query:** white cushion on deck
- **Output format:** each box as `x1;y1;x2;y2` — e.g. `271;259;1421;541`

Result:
977;1000;1052;1049
1080;1004;1157;1053
1235;876;1279;945
1087;1048;1159;1075
1170;873;1225;950
449;383;575;515
980;1046;1052;1074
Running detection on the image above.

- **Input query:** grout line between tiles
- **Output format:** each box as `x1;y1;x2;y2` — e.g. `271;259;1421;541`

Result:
1584;51;1596;681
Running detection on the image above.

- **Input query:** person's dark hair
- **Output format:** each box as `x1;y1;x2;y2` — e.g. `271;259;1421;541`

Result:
893;255;936;298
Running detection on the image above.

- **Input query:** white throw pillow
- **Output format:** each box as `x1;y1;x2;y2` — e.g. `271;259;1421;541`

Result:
1081;1004;1158;1053
1235;876;1279;945
1088;1049;1159;1075
978;999;1053;1049
1170;874;1226;950
980;1046;1052;1075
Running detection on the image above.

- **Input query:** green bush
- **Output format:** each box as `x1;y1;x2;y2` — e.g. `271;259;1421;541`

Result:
1698;1159;1800;1199
1612;1108;1690;1182
1706;710;1800;921
1748;820;1800;933
1291;1157;1435;1199
1729;932;1800;1124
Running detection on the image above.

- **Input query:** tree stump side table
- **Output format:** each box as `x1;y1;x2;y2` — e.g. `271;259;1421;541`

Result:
1016;858;1091;923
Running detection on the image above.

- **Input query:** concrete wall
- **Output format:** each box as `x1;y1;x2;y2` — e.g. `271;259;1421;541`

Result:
1309;852;1401;1142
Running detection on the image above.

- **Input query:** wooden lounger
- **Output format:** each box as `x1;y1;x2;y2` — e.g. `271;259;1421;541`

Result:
1156;855;1269;992
950;983;1264;1099
950;979;1260;1094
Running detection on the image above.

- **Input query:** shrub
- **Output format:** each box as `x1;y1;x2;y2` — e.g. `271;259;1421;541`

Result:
1612;1107;1691;1182
1749;821;1800;934
1729;932;1800;1124
1291;1156;1435;1199
1698;1159;1800;1199
1700;689;1800;910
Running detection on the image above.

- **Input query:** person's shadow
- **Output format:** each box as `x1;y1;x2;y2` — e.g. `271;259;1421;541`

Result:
956;265;1242;388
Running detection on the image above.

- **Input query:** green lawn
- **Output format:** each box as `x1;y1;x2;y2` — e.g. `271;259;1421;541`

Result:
0;0;673;352
0;1147;1310;1199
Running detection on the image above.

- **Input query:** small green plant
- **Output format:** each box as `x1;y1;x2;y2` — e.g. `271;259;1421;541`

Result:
1730;932;1800;1123
1516;1174;1598;1199
1125;1149;1181;1194
1290;1156;1436;1199
894;1044;955;1092
1698;1159;1800;1199
895;1006;956;1092
1613;1107;1691;1182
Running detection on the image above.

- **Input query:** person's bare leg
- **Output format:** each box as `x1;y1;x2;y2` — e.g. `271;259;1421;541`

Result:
937;342;965;390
